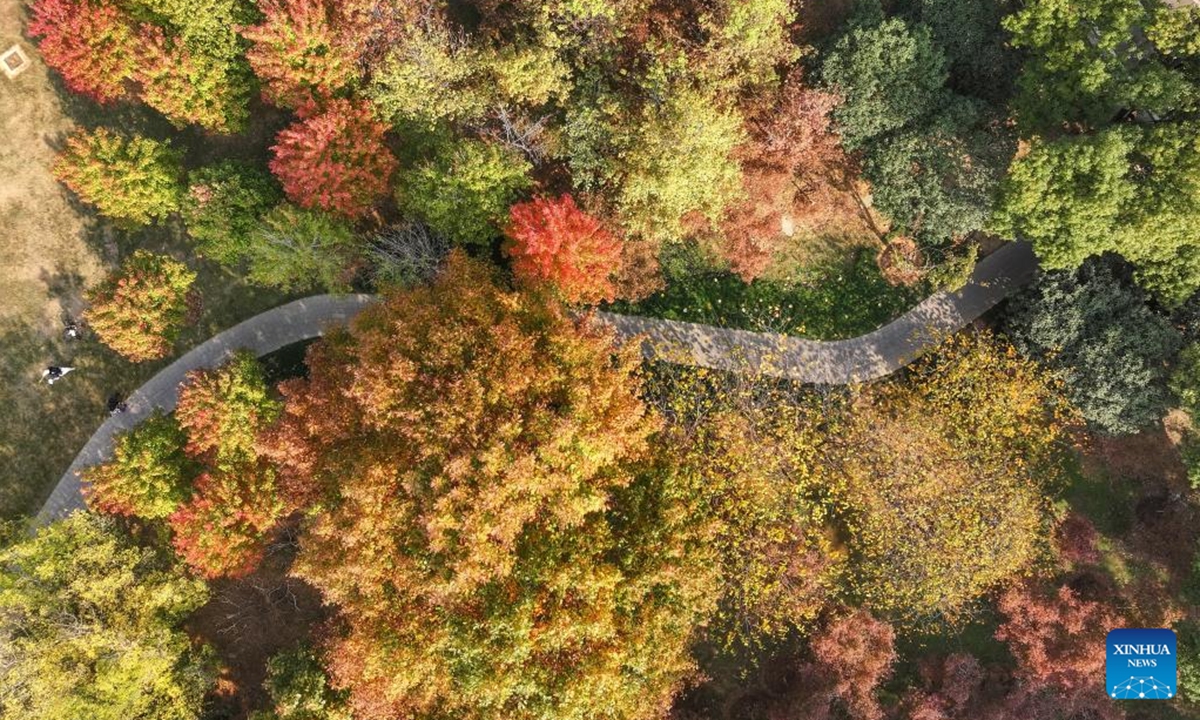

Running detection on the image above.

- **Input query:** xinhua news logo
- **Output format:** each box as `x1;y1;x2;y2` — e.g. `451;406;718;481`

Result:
1106;628;1176;700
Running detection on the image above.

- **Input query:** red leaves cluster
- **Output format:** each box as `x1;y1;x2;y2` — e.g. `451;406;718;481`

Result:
503;194;623;304
717;70;849;280
995;580;1118;695
242;0;360;108
269;98;397;218
897;651;1123;720
772;610;897;720
168;468;282;579
28;0;141;103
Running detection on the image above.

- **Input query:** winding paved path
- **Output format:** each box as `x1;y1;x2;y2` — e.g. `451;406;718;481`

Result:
36;295;376;523
37;241;1037;522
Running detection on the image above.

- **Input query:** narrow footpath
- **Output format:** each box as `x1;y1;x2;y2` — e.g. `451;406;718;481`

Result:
38;241;1038;522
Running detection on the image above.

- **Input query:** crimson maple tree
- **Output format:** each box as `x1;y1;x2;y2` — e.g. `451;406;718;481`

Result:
269;98;397;218
28;0;142;103
168;467;284;579
503;194;622;304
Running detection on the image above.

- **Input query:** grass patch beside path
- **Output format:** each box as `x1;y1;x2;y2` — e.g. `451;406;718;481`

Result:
0;240;289;520
611;247;921;341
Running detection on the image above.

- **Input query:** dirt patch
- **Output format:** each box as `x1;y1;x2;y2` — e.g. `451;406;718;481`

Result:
188;529;329;719
0;6;104;330
1078;427;1188;491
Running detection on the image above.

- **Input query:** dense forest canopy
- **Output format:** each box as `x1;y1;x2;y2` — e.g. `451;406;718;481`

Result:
5;0;1200;719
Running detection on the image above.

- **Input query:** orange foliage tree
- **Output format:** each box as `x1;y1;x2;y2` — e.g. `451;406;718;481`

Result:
83;250;196;362
261;251;720;720
242;0;360;108
717;70;847;280
167;352;285;578
168;467;284;579
503;194;622;304
175;351;282;468
269;98;397;218
28;0;142;103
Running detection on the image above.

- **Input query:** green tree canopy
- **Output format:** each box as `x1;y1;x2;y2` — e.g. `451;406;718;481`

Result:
1004;0;1198;132
994;123;1200;305
820;14;950;151
0;513;214;720
53;128;184;226
182;161;281;265
396;138;531;246
1002;259;1182;434
245;204;361;292
84;412;193;519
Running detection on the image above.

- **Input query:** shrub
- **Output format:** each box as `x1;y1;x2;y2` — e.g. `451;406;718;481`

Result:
53;128;184;226
83;412;193;519
182;161;282;264
269;98;397;219
396;138;531;246
245;204;361;291
28;0;142;103
83;250;197;362
503;194;622;304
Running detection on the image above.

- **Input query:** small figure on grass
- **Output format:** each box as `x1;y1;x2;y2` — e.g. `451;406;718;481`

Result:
41;366;75;385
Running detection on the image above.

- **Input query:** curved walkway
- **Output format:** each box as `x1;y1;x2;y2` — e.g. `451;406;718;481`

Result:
600;240;1038;384
36;294;376;523
37;242;1037;522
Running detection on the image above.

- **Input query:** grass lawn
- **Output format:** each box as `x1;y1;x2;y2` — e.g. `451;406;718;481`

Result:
611;242;922;340
0;3;293;520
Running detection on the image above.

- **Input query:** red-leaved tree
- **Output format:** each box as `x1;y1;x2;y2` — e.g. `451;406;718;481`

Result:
269;98;397;218
717;70;848;281
168;467;284;579
28;0;142;103
996;580;1119;695
167;353;286;578
772;610;897;720
242;0;360;108
503;194;622;304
